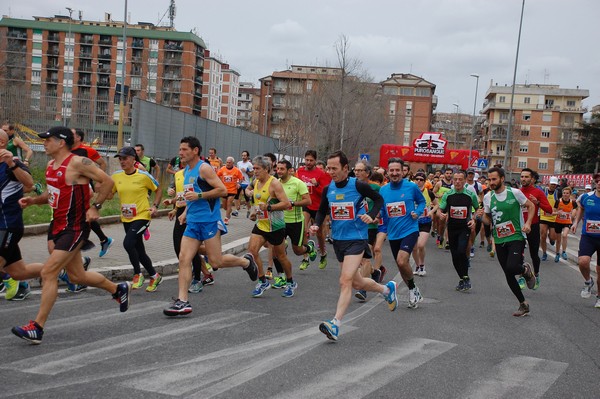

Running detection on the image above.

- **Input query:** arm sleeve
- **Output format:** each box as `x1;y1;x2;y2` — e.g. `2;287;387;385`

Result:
356;180;383;219
513;189;528;206
314;185;330;227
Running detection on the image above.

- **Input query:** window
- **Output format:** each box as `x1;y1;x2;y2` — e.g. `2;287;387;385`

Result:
383;87;397;95
540;146;549;154
518;161;527;168
538;162;548;170
542;113;552;122
496;144;505;153
389;100;396;115
522;114;531;121
545;99;554;109
499;96;506;103
307;80;313;92
499;112;508;121
541;130;550;138
524;97;531;104
520;129;529;137
567;100;576;107
416;87;430;96
400;87;413;96
519;145;528;153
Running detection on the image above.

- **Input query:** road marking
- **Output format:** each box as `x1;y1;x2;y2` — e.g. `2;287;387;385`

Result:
1;310;267;376
0;295;104;314
463;355;568;399
269;338;456;399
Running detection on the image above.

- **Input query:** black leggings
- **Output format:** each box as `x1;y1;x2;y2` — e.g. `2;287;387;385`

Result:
526;223;541;275
173;207;203;280
448;227;471;278
90;220;108;242
123;220;156;276
495;240;526;303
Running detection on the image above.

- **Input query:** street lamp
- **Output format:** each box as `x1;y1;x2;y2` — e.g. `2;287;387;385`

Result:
116;0;128;149
453;103;460;149
263;94;271;136
63;7;74;125
468;73;480;167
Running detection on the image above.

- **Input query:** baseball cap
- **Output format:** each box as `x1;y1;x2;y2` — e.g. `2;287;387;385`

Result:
585;184;592;190
466;168;475;174
474;172;480;180
37;126;74;146
114;146;137;158
414;172;426;179
549;176;559;185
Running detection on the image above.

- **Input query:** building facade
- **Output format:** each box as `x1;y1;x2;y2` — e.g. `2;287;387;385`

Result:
481;83;589;174
237;82;260;133
200;49;240;125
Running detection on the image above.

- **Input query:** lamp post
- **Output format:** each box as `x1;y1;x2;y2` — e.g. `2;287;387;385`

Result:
452;103;460;149
63;7;73;125
468;73;480;168
116;0;128;150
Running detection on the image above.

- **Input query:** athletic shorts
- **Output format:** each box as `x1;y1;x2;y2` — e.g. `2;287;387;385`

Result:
539;220;556;227
0;228;24;266
332;239;372;262
251;225;286;246
578;234;600;258
235;184;249;200
285;221;305;247
418;222;432;233
184;220;227;242
555;223;571;234
368;228;378;246
302;207;317;221
52;227;94;252
389;231;419;260
226;193;236;198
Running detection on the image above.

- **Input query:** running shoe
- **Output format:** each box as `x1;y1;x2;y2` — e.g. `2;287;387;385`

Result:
470;247;475;258
384;281;398;311
246;210;250;218
489;250;495;258
581;278;594;299
265;269;274;280
307;240;318;262
522;262;536;289
533;275;540;290
549;239;555;246
456;280;466;291
512;302;530;317
444;243;450;250
518;276;526;290
12;320;43;344
319;253;328;270
462;278;472;291
281;281;298;298
10;282;31;301
326;235;334;244
132;273;145;289
319;320;339;341
0;281;4;293
355;290;367;302
595;297;600;309
486;243;492;252
408;286;423;308
66;284;87;293
554;254;560;263
371;269;381;283
436;238;442;248
205;258;214;272
420;267;427;277
146;274;162;292
272;276;287;289
163;299;192;316
143;228;151;241
99;237;114;257
252;280;271;297
379;265;387;282
188;279;203;293
223;217;229;225
201;274;215;286
541;253;548;261
561;251;568;260
3;277;19;300
232;210;239;217
414;266;421;275
479;241;485;248
299;259;310;270
113;282;131;312
243;253;258;281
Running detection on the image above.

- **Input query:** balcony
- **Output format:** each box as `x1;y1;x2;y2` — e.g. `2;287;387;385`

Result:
79;51;92;58
48;47;60;56
97;67;111;74
164;57;182;65
97;79;111;88
80;36;94;44
46;77;59;84
561;106;587;113
98;37;112;46
77;79;92;86
46;63;60;70
132;39;144;48
273;87;286;94
163;73;181;80
163;84;181;93
164;42;183;51
78;64;92;72
47;33;60;42
130;67;142;76
132;55;143;63
98;53;112;60
7;30;27;39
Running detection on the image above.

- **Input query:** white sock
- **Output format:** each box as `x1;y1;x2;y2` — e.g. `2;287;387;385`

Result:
382;286;390;296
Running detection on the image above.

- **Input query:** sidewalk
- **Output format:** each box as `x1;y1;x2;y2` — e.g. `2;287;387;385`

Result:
21;209;256;287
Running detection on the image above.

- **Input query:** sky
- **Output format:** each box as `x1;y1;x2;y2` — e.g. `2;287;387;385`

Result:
3;0;599;115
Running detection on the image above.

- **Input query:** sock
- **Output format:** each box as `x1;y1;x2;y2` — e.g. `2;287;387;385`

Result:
407;278;416;290
382;286;390;296
420;264;424;269
332;318;341;327
259;276;267;283
286;277;294;284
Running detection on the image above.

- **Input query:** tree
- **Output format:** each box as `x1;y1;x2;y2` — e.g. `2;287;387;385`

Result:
561;113;600;173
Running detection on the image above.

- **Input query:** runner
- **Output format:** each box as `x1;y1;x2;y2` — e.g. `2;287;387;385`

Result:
553;186;577;262
1;122;34;165
482;167;536;317
207;147;223;172
297;150;331;270
518;168;553;289
217;156;243;225
134;143;161;180
111;146;163;292
433;167;453;249
540;176;561;261
571;173;600;307
412;171;438;277
377;158;425;308
437;170;480;291
465;169;484;258
311;151;396;341
13;126;131;344
163;136;258;316
235;150;253;217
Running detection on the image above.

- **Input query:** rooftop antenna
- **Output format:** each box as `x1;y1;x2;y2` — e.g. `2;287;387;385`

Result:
78;10;83;21
543;68;549;84
169;0;176;28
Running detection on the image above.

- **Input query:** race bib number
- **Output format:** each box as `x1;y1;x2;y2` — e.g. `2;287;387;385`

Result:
450;206;468;219
224;175;233;183
184;184;195;194
331;202;354;220
47;184;60;209
386;202;407;218
121;203;138;219
557;211;570;221
306;182;314;194
495;221;516;238
585;220;600;234
175;192;186;207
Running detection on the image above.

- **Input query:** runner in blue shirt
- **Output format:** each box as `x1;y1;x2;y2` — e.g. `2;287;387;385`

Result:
571;172;600;307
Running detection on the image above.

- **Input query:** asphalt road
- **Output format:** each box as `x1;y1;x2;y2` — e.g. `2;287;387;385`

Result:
1;236;598;398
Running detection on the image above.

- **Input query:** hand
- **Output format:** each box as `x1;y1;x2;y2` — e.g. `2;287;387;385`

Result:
410;211;418;220
163;198;173;206
359;214;374;224
522;223;531;234
438;212;447;221
0;149;13;165
467;219;475;228
18;197;34;209
309;225;319;235
178;213;187;225
310;178;318;186
258;203;268;211
571;223;577;234
86;206;100;222
168;209;177;221
184;191;200;201
167;187;175;197
150;206;158;217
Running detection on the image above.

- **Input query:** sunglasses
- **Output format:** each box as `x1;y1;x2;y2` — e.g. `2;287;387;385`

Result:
414;178;425;181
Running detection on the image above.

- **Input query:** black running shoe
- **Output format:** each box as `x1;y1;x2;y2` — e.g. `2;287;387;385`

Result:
163;299;192;316
12;320;44;344
113;282;131;312
243;253;258;281
371;269;381;283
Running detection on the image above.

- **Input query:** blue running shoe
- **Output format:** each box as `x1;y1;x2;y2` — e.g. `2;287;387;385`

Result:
99;237;114;257
252;280;270;297
188;279;203;293
354;290;367;302
58;269;77;292
319;320;339;341
384;281;398;311
554;254;560;263
281;281;297;298
12;320;43;344
541;253;548;261
561;251;568;260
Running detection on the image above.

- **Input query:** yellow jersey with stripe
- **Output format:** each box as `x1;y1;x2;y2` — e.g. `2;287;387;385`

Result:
112;169;159;222
254;176;285;232
174;170;187;208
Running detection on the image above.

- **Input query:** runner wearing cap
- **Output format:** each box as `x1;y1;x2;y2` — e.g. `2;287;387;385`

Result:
540;176;561;261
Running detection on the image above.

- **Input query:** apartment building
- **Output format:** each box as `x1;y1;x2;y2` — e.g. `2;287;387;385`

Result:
481;83;589;174
237;82;260;133
200;49;240;125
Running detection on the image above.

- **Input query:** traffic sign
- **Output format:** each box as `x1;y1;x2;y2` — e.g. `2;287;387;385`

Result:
359;153;370;162
475;158;488;169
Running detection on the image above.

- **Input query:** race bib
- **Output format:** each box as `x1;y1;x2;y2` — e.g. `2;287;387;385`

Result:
256;206;269;220
557;211;570;221
386;202;406;218
585;220;600;234
47;184;60;209
175;192;186;207
184;183;195;194
495;221;516;238
224;176;233;183
331;202;354;220
306;182;314;194
450;206;468;219
121;203;137;219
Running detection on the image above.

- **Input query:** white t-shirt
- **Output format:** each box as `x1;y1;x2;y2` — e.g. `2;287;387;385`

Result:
483;186;528;213
237;160;253;185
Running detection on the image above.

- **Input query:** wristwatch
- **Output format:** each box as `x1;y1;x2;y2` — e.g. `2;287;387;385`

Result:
92;202;102;210
267;204;272;212
290;201;295;207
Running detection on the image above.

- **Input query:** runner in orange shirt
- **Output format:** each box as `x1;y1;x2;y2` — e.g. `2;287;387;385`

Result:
217;157;243;225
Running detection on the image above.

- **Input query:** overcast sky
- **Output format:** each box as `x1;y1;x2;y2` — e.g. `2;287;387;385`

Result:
4;0;599;114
